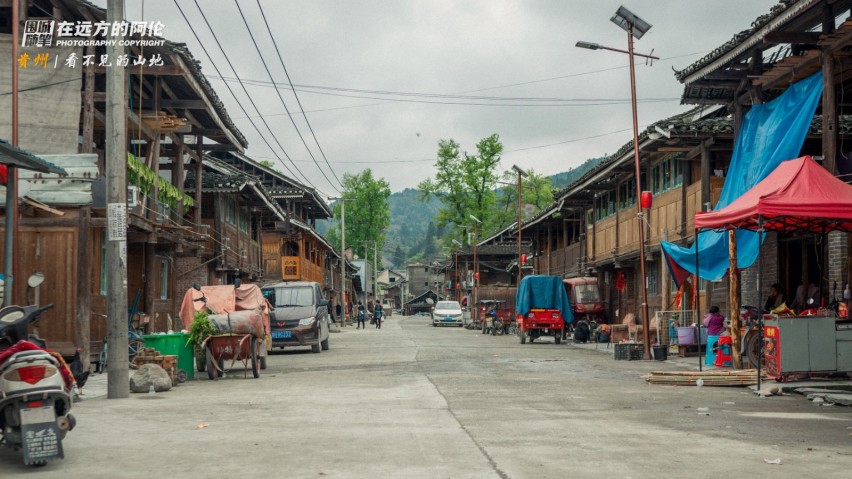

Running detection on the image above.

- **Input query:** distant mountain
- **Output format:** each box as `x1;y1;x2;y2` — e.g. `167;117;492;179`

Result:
549;156;606;191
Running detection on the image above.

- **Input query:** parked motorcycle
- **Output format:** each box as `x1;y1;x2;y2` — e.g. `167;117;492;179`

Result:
0;275;75;466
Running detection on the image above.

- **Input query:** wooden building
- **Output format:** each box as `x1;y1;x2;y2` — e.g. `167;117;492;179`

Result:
483;0;852;327
0;0;248;367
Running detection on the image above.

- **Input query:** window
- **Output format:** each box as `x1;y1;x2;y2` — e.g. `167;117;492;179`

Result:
390;277;396;283
239;207;249;232
159;260;169;300
424;282;429;287
263;286;314;308
618;180;636;210
651;155;684;195
594;190;617;221
646;265;658;294
99;231;107;295
226;198;236;225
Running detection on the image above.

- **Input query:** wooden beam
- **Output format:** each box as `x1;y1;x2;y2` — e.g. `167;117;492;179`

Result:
170;53;244;151
162;143;240;153
764;31;822;45
22;197;65;216
656;147;691;153
822;48;838;175
140;99;209;110
92;64;184;76
729;230;743;369
195;136;203;230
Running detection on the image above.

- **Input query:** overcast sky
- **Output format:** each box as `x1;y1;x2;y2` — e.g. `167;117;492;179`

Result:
108;0;779;196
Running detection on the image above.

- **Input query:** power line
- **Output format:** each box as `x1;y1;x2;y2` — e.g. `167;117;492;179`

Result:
231;0;341;193
189;0;332;193
210;76;680;107
171;0;313;190
215;50;707;120
210;76;677;103
254;0;343;188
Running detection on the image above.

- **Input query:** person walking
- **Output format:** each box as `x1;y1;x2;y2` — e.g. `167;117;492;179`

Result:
356;302;367;329
373;300;384;329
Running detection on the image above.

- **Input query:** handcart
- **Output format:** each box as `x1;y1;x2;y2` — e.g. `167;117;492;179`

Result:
201;333;261;380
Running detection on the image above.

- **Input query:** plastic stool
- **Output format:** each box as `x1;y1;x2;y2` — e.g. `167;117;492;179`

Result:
705;335;719;366
714;336;733;367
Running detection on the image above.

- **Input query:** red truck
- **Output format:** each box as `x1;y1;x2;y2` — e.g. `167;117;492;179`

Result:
515;275;575;344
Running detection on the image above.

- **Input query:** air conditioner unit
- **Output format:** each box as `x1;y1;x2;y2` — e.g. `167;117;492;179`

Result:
127;185;139;208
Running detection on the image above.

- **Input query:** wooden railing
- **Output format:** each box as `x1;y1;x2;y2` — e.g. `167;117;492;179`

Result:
533;242;581;277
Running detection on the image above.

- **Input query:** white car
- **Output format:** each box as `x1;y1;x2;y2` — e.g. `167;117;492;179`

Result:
432;301;464;327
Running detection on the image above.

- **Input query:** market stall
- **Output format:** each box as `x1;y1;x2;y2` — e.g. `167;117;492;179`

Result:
694;155;852;387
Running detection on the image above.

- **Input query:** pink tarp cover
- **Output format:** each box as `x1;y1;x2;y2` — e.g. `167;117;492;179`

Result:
179;284;270;333
694;155;852;233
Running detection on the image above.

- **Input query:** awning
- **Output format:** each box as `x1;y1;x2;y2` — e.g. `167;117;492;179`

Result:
0;140;68;175
695;156;852;233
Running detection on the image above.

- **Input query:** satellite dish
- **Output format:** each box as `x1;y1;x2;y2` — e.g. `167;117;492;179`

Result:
425;298;434;305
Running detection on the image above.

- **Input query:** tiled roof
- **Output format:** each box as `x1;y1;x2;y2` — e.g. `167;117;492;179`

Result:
71;0;247;148
673;1;797;83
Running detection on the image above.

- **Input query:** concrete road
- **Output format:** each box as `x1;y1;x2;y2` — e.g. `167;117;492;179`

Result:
3;315;851;478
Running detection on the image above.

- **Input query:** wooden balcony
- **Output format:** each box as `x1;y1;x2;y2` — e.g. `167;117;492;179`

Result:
534;242;581;277
281;256;323;283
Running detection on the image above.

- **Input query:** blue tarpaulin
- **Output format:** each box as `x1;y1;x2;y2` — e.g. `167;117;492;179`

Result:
515;275;574;325
661;71;823;282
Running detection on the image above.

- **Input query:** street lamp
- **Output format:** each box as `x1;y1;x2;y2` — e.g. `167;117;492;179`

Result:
452;239;462;301
511;165;528;282
576;6;657;360
469;214;481;323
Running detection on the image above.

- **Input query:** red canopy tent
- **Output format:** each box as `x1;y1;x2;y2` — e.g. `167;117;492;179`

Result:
695;155;852;233
693;155;852;389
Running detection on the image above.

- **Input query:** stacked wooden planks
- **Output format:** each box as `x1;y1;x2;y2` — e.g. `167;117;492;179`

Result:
643;369;763;386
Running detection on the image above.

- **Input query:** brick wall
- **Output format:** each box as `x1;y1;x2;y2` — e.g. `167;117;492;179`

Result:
175;255;208;306
828;231;849;296
740;232;778;309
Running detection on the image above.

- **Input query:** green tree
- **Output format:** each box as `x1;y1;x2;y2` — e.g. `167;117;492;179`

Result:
392;244;406;267
418;134;503;240
325;169;392;264
491;169;555;231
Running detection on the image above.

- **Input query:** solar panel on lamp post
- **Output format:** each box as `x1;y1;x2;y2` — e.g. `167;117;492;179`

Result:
576;6;658;360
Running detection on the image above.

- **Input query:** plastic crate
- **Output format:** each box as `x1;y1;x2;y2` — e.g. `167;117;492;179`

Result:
142;333;194;379
614;343;644;361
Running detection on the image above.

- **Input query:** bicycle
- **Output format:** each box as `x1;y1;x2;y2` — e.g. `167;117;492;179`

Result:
96;291;145;373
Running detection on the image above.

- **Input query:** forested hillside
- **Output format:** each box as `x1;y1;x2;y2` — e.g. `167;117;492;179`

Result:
320;159;607;267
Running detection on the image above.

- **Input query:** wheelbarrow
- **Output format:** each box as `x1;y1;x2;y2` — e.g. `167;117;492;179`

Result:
201;333;261;380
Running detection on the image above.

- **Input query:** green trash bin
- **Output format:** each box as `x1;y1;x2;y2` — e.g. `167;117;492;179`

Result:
142;333;194;380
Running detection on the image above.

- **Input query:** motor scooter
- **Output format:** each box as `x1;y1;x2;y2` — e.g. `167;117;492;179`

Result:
0;274;75;466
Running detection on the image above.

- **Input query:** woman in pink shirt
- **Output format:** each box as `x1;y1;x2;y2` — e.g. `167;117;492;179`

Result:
703;306;725;336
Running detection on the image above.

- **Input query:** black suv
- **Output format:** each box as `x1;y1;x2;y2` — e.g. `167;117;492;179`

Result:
262;281;330;353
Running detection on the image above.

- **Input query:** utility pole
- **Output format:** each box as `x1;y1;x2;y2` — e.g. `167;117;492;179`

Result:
340;199;346;326
512;165;528;283
373;240;379;306
470;215;481;324
106;0;129;398
4;0;20;307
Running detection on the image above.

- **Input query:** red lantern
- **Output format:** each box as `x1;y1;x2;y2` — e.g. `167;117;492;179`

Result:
640;191;653;209
474;272;480;279
456;283;461;289
521;254;527;264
